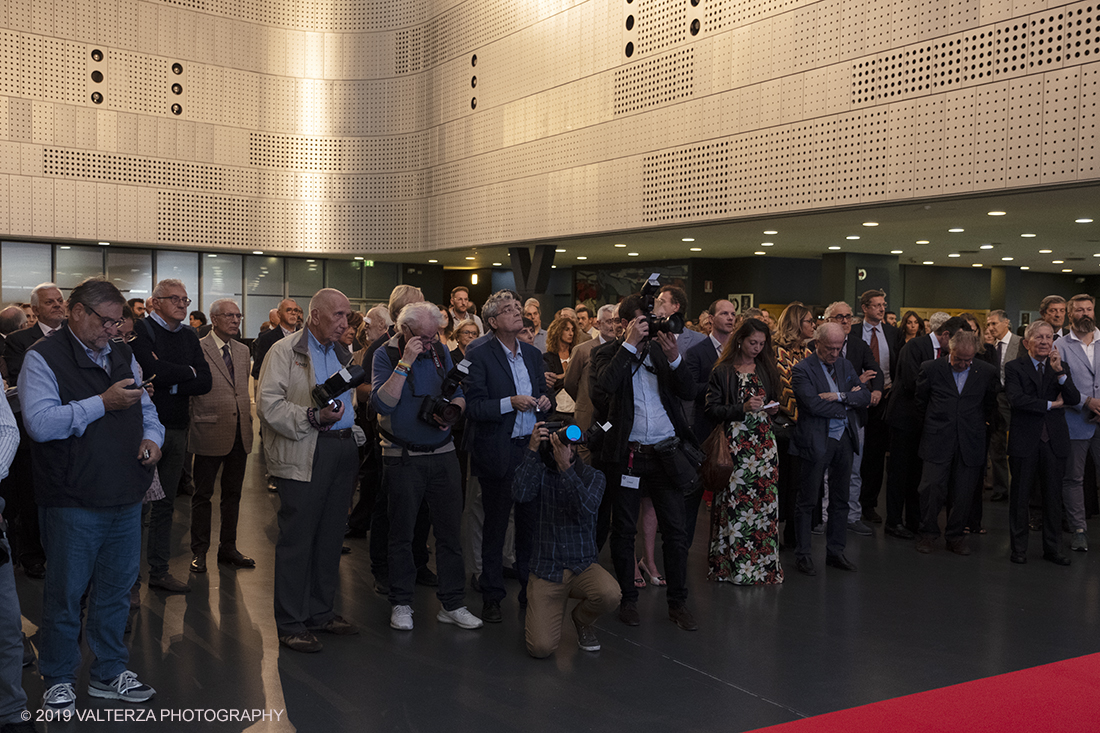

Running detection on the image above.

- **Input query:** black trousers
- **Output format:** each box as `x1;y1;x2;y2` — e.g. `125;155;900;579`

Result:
859;401;889;514
369;468;431;580
0;447;44;566
917;452;980;541
190;426;248;556
479;439;536;606
608;451;689;607
796;433;853;561
886;427;922;531
1009;443;1065;557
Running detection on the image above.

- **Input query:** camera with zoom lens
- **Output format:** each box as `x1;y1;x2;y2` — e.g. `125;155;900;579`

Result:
312;365;368;412
418;359;470;428
640;273;685;335
539;420;612;446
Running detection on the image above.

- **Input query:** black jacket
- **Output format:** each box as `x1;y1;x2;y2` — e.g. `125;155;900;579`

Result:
251;326;286;380
915;358;1000;466
2;323;50;385
1004;354;1079;459
131;317;212;429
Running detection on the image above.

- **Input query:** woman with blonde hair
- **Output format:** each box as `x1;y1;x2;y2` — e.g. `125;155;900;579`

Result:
773;302;816;547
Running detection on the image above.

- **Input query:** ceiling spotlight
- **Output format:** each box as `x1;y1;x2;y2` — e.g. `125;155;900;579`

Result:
1001;257;1014;261
890;250;903;254
1063;268;1073;272
1053;260;1064;264
1076;218;1094;223
576;256;587;260
754;251;766;255
916;240;930;244
1021;266;1030;270
988;211;1006;216
354;256;364;261
614;243;627;248
98;241;110;246
863;222;878;227
689;247;702;252
428;259;438;263
1021;233;1036;237
846;236;860;240
555;248;566;253
492;262;502;266
980;244;994;250
252;250;264;255
465;256;475;260
923;261;934;265
682;238;695;242
1039;249;1053;254
207;254;217;258
761;242;774;247
306;259;315;263
551;265;557;269
763;230;778;235
627;252;639;257
949;253;961;258
828;246;841;250
972;264;983;267
948;228;965;233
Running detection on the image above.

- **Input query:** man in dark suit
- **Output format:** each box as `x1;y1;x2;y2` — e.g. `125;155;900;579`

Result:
883;314;966;539
591;293;700;631
855;289;898;525
463;290;551;623
250;298;300;381
4;283;66;386
984;310;1021;502
914;330;999;555
1039;295;1071;338
823;301;880;536
1005;320;1079;565
790;322;871;576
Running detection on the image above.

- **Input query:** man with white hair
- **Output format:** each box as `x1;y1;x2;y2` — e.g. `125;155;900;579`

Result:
372;301;481;632
4;283;66;385
790;322;871;576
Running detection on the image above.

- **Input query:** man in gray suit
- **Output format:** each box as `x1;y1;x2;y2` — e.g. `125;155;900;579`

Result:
1056;294;1100;552
985;309;1021;502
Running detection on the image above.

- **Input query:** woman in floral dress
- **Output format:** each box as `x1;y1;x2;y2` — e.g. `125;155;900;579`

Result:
705;317;783;584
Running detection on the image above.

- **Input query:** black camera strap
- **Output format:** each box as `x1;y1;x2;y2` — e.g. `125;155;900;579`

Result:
378;427;452;455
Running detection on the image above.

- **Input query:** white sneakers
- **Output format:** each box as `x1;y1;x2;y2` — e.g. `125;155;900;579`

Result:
392;605;484;630
437;606;484;629
390;605;414;630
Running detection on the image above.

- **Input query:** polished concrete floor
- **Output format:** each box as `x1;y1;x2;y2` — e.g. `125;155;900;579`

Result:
14;454;1100;733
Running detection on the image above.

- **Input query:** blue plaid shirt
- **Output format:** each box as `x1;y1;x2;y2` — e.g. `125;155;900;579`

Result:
512;449;606;582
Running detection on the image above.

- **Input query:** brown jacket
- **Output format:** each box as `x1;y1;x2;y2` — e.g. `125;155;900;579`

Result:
188;335;254;456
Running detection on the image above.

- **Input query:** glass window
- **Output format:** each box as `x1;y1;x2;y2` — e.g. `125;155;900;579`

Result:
327;260;362;300
363;262;398;304
201;253;242;318
244;295;285;340
2;242;52;304
287;258;324;299
155;251;199;302
245;256;284;296
106;249;153;303
55;245;105;294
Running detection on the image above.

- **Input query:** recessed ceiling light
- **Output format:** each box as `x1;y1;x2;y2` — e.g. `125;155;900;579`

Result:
207;254;217;258
948;228;965;233
1021;266;1030;270
890;250;903;254
972;264;983;267
828;246;841;250
949;253;961;258
916;240;930;244
551;265;557;269
492;262;502;266
1002;257;1014;261
465;256;475;260
1039;249;1053;254
689;247;702;252
846;236;860;240
764;230;778;235
1053;260;1064;264
253;250;264;255
1076;218;1093;223
576;256;587;260
761;242;774;247
1063;268;1073;272
555;248;566;253
923;261;934;265
755;251;766;255
306;259;315;263
682;238;695;242
863;222;878;227
988;211;1006;216
627;252;639;257
1094;254;1100;258
614;243;627;248
428;259;438;263
980;244;994;250
354;256;364;261
59;245;70;250
98;241;110;246
1021;233;1037;237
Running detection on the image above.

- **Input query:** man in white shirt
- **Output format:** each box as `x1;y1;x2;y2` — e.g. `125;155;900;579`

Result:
450;286;484;336
855;289;897;525
1056;294;1100;552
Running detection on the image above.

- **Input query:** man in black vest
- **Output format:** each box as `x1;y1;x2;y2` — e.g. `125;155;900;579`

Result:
19;278;164;714
131;279;212;594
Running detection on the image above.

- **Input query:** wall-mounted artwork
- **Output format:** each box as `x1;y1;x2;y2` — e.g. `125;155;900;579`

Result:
575;264;689;311
728;293;754;313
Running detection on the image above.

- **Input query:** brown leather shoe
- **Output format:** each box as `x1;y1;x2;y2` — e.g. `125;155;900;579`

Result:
279;631;322;653
668;605;698;631
617;601;640;626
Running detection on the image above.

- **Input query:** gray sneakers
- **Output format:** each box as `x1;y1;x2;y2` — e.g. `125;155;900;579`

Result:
436;607;484;629
43;682;76;714
1071;530;1088;552
88;670;155;703
390;605;414;631
847;520;873;536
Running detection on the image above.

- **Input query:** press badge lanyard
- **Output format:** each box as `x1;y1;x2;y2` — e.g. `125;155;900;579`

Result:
622;447;640;489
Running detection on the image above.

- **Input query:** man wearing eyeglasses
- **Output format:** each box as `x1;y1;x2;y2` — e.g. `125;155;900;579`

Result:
19;277;163;713
913;330;999;555
186;299;254;575
131;279;212;594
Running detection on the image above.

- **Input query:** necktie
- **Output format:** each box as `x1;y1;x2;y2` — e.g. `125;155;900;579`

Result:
869;327;880;364
223;343;235;384
1039;360;1049;441
996;341;1004;366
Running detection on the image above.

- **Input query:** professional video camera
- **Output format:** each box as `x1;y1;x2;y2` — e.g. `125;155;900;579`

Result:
639;273;685;335
312;365;368;412
418;358;470;428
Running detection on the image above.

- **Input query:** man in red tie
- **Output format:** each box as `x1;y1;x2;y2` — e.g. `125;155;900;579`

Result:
855;290;898;526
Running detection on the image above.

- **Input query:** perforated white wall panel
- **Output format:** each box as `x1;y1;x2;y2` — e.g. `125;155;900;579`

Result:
0;0;1095;253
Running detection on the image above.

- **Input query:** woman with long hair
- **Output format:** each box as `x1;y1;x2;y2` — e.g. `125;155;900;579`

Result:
773;302;815;547
898;310;925;348
705;318;783;584
542;316;578;419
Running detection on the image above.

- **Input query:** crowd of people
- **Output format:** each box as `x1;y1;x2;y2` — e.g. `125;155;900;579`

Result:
0;276;1091;727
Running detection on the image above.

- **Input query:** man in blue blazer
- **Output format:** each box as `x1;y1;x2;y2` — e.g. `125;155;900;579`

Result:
791;322;871;576
463;290;551;623
1055;293;1100;552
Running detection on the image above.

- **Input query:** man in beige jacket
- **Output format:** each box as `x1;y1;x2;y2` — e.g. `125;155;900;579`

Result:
188;298;255;574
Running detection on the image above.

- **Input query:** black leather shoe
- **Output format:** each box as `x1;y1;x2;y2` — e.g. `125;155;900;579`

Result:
796;557;816;576
416;567;439;587
22;561;45;580
617;602;640;626
885;524;915;540
1010;553;1027;564
826;554;857;572
482;601;503;624
217;549;256;568
1043;552;1071;566
668;605;698;631
190;555;207;573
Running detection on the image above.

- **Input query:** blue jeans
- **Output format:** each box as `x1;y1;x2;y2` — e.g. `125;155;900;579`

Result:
39;503;141;687
0;535;28;722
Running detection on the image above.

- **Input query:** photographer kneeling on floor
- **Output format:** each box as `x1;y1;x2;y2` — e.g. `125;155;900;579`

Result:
513;421;620;658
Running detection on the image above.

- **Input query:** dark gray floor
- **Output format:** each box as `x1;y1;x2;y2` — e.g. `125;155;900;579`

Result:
15;457;1100;733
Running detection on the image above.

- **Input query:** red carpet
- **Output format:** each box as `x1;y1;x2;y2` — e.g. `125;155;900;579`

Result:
750;653;1100;732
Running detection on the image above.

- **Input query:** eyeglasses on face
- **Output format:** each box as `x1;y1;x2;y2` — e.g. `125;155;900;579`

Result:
831;313;853;321
157;294;192;307
85;304;124;329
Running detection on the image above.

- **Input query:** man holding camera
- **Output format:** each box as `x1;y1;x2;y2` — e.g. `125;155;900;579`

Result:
513;422;620;657
258;289;360;654
372;302;481;632
591;292;700;631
